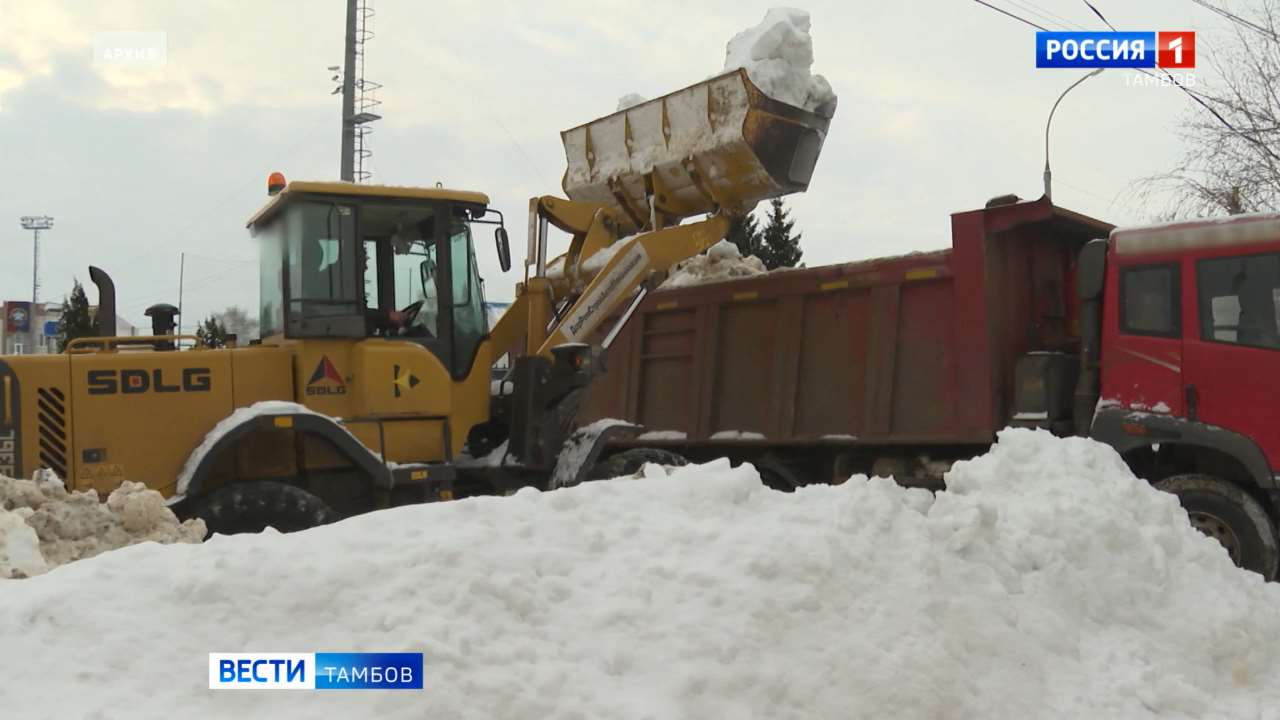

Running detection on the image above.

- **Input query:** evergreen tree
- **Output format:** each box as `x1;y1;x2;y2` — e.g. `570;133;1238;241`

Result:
56;281;95;352
760;197;803;270
725;210;763;259
196;315;229;348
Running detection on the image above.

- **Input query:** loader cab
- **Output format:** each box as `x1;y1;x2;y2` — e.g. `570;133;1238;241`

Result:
248;180;495;377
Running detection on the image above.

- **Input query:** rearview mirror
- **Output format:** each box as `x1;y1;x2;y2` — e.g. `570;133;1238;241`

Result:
495;227;512;272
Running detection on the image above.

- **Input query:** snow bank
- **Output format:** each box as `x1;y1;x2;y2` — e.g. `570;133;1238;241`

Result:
6;430;1280;717
724;7;836;114
660;239;767;289
0;474;204;578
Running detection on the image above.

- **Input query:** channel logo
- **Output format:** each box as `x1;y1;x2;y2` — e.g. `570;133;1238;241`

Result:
208;652;424;690
1036;31;1195;69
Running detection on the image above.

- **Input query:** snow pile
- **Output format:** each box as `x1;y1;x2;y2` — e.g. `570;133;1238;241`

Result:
0;474;204;578
660;239;767;289
616;93;647;111
723;7;836;114
5;430;1280;717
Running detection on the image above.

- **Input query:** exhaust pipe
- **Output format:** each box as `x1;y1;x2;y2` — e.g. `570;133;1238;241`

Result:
88;266;116;337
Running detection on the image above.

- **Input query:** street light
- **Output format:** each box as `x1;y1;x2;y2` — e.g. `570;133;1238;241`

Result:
1044;68;1105;201
17;215;53;355
19;215;54;305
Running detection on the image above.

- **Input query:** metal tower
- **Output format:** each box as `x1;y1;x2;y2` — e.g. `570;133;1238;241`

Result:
339;0;381;183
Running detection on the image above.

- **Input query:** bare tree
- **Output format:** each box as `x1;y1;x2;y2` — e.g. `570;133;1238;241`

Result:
1142;2;1280;217
213;306;259;341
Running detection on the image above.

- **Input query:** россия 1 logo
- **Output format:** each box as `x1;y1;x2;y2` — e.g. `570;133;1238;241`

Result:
1036;31;1195;69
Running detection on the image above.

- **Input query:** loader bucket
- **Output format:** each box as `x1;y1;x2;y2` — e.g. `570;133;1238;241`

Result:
561;68;834;233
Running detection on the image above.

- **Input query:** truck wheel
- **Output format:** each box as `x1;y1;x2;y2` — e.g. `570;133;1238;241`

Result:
1156;474;1279;580
189;481;340;537
589;448;689;481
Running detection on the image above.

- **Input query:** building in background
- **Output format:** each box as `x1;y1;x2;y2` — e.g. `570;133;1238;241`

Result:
1;301;137;355
2;301;62;354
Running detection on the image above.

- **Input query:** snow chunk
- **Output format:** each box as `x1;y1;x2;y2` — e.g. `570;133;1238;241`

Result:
0;474;204;577
0;508;47;578
616;93;647;111
709;430;767;440
660;239;767;289
723;8;836;114
636;430;688;441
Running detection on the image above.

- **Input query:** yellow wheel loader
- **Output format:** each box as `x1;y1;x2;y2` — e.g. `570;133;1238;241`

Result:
0;70;834;534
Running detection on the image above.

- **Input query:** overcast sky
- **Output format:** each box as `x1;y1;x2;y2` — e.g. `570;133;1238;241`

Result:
0;0;1239;329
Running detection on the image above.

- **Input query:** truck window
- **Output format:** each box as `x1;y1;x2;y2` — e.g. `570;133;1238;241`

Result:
1198;252;1280;350
1120;264;1179;337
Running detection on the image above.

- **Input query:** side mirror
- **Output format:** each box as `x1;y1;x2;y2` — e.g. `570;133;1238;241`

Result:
495;227;512;272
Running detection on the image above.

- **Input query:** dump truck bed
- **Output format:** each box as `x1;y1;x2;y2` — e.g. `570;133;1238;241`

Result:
577;197;1113;445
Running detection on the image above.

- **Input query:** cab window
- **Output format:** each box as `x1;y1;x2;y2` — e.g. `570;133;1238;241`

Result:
1120;264;1179;338
288;202;359;317
448;222;488;369
1198;252;1280;350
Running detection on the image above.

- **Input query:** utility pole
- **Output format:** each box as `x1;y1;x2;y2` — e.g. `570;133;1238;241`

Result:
339;0;358;182
177;252;185;337
19;215;53;354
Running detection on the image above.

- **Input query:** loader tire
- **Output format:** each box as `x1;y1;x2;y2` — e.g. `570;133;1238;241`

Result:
1156;474;1279;580
589;448;689;481
190;481;340;537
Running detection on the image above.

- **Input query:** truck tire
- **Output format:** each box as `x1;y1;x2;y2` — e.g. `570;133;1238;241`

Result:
189;481;340;537
588;448;689;481
1156;474;1279;580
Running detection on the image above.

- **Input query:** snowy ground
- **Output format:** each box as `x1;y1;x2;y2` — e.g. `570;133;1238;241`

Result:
3;430;1280;718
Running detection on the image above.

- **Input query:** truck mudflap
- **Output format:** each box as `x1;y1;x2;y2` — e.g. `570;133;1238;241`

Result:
1091;407;1275;490
549;420;642;490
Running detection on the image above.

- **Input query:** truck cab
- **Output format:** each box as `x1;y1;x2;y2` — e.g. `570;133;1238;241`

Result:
1088;214;1280;577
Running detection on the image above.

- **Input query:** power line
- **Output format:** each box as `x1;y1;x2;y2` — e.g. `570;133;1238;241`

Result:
1006;0;1088;31
1189;0;1278;41
971;0;1048;31
1082;0;1280;164
1080;0;1117;31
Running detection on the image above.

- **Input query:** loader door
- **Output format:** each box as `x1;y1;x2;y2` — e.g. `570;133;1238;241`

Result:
1183;250;1280;468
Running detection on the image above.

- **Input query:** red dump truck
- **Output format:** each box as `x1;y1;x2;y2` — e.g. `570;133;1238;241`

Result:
579;194;1280;578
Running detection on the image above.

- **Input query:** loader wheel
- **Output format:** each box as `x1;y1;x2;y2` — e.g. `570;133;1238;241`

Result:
588;448;689;481
190;481;340;537
1156;474;1279;580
